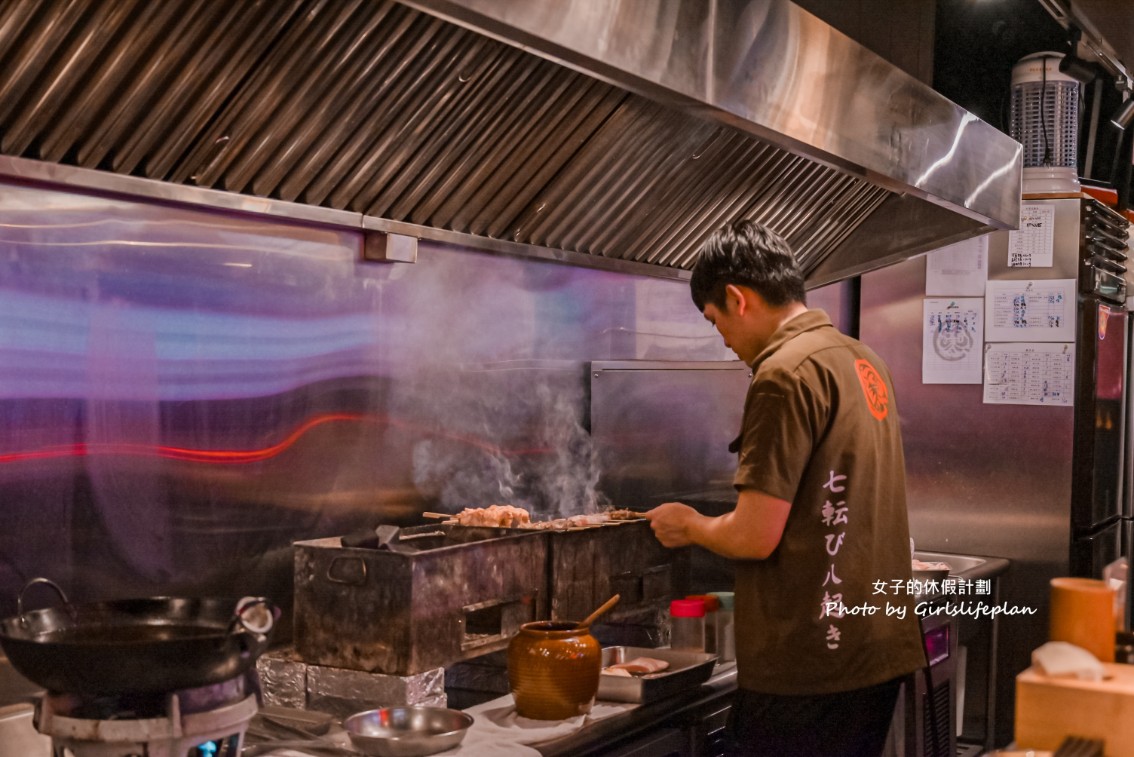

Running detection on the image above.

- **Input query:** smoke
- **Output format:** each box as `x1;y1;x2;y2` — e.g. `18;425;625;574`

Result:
408;366;608;518
411;438;521;510
525;381;609;517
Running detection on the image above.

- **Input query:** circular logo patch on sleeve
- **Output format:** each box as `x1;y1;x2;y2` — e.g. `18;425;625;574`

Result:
854;358;889;421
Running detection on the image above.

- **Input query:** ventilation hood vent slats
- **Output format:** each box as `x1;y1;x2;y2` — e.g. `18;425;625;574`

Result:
0;0;1021;287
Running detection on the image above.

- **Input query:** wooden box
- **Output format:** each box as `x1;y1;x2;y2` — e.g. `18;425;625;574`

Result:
1015;663;1134;755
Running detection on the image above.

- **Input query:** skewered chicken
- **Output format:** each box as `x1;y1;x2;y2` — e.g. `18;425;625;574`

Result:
453;504;532;528
519;513;609;530
605;508;646;521
441;505;643;530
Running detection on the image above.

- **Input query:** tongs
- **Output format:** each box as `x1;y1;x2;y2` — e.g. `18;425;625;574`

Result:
242;714;360;756
340;525;445;551
341;524;402;550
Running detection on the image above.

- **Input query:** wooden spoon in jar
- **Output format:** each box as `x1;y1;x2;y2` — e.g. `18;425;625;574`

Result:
577;594;621;630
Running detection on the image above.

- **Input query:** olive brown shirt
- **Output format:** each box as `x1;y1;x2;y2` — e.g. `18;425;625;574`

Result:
731;309;926;695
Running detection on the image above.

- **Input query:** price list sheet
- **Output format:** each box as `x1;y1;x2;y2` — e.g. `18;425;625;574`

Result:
1007;203;1055;267
985;279;1076;342
982;343;1074;406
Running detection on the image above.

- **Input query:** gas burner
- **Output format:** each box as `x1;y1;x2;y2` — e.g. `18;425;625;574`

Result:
45;671;251;721
37;673;258;757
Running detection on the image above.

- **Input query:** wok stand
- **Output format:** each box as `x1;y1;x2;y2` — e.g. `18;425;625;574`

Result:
35;672;259;757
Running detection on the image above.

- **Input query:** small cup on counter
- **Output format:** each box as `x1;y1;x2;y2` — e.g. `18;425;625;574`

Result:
1049;577;1117;663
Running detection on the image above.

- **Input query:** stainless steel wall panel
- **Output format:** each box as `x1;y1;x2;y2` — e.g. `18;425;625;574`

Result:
860;250;1074;747
0;179;731;622
590;361;752;506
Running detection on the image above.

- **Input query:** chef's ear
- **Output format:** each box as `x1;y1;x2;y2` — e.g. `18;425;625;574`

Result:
724;284;746;315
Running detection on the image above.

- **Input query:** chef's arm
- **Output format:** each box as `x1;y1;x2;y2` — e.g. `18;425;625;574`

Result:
646;488;790;560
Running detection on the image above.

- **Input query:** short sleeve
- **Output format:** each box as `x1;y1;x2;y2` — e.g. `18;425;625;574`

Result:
732;374;818;503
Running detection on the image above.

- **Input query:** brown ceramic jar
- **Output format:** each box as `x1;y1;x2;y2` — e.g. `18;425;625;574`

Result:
507;620;601;720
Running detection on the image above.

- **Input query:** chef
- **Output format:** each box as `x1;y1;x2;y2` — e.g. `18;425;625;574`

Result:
646;220;925;757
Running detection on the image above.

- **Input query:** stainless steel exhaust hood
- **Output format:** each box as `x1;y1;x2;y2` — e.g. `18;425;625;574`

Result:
0;0;1021;288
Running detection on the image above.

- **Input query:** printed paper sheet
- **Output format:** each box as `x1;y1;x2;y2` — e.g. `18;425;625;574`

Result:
1007;203;1056;268
925;236;988;296
923;299;983;384
982;342;1074;406
985;279;1076;342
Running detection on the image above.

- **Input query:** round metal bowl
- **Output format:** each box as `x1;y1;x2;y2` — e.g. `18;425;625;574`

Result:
343;706;475;757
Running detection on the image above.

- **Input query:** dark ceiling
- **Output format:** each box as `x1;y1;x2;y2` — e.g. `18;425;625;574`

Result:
1071;0;1134;78
799;0;1130;201
933;0;1067;133
934;0;1131;197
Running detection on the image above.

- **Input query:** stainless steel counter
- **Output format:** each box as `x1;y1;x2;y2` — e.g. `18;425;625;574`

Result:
0;660;50;757
535;663;738;757
913;550;1012;585
913;550;1013;753
0;658;41;709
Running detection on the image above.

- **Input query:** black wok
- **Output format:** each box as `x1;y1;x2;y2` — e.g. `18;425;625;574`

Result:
0;578;277;695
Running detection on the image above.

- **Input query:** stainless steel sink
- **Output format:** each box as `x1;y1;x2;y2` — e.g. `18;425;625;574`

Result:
913;550;1010;582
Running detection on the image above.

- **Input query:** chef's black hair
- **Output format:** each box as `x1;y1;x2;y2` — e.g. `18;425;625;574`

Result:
690;220;806;311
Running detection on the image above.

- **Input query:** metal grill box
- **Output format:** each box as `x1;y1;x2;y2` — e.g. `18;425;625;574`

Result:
547;520;673;622
293;525;548;675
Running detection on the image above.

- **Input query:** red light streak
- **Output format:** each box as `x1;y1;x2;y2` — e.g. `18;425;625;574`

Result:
0;413;554;464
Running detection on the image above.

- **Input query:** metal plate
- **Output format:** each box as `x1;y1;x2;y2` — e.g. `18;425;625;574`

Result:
597;646;716;703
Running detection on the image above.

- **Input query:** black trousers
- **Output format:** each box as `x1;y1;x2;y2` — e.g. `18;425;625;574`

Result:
725;676;903;757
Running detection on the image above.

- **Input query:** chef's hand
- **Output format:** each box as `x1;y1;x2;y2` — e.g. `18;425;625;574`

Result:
645;502;699;548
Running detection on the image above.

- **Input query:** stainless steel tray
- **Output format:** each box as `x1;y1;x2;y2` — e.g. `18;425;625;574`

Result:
597;646;717;703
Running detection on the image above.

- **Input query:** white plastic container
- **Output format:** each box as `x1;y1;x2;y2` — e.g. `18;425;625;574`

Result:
710;591;735;662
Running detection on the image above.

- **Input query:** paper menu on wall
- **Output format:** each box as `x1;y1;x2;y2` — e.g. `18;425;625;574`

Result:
925;236;988;296
985;279;1076;342
1007;203;1056;267
982;342;1074;406
923;299;983;384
